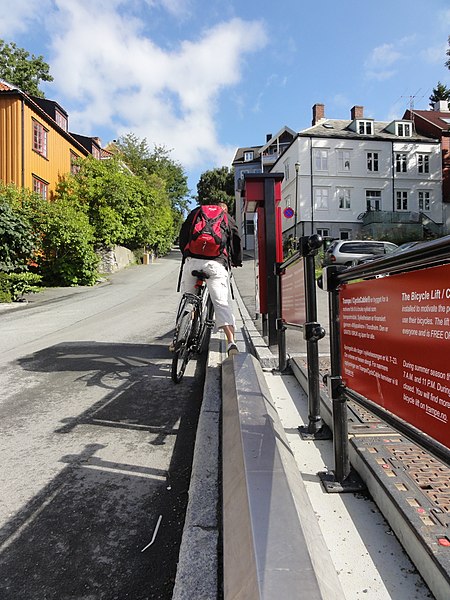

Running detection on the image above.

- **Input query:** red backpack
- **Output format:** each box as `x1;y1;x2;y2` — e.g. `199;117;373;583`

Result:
185;205;229;258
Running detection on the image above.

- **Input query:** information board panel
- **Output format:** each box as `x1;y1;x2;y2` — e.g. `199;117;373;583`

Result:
340;264;450;450
281;257;306;326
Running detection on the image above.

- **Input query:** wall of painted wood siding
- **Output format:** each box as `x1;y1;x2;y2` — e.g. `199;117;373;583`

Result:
0;97;23;186
22;104;84;198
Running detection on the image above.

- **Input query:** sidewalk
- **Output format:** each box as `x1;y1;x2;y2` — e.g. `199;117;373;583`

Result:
230;258;435;599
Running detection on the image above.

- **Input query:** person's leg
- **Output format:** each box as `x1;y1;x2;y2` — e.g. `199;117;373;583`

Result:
204;261;238;356
169;257;198;351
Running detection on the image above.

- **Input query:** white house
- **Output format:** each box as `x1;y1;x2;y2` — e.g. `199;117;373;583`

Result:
272;104;443;244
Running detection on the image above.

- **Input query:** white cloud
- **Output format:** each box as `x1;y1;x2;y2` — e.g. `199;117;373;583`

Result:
46;1;267;168
0;0;52;37
365;43;402;70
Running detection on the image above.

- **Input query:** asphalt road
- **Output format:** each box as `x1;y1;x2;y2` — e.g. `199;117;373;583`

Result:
0;251;204;600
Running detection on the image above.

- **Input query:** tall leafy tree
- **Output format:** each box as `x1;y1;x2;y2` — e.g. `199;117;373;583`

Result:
196;167;235;213
429;81;450;108
446;35;450;70
0;40;53;97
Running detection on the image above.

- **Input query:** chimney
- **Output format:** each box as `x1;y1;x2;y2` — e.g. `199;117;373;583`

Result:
351;105;364;120
312;103;325;125
266;133;272;142
433;100;450;113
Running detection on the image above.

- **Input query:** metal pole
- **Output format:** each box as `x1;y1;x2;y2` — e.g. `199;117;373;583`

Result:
326;266;351;482
264;178;278;348
300;235;326;436
294;162;300;241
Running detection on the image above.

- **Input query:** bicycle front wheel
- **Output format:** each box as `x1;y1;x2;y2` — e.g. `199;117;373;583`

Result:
171;309;194;383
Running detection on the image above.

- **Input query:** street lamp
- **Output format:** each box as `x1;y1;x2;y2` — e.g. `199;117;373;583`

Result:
294;162;300;240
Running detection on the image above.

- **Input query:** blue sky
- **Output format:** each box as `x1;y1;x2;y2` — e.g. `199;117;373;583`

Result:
1;0;449;200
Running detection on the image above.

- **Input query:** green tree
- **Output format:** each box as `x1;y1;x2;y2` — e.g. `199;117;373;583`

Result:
429;81;450;108
446;35;450;70
0;40;53;97
196;167;235;213
113;134;190;213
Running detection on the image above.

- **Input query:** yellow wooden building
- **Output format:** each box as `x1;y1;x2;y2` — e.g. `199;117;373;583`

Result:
0;80;103;199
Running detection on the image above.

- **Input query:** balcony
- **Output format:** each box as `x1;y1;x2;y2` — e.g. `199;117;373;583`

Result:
360;210;443;242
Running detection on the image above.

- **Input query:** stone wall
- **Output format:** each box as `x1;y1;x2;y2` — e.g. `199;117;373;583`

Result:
97;246;136;273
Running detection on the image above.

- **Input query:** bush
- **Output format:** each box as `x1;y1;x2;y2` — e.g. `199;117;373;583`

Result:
0;201;37;272
35;200;99;286
0;272;42;302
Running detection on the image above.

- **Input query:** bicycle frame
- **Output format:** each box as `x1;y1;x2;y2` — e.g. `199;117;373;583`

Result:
171;270;215;383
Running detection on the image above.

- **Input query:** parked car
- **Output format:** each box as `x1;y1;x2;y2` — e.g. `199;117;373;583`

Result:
322;239;398;266
351;240;421;266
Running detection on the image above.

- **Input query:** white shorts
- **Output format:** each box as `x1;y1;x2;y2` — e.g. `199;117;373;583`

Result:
180;257;235;330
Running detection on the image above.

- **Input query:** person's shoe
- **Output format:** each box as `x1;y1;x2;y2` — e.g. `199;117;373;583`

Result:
227;342;239;357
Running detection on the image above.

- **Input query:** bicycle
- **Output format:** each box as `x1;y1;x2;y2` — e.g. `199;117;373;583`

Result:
171;269;215;384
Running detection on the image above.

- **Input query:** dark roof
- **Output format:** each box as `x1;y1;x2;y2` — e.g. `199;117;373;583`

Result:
409;109;450;132
232;145;262;164
299;119;437;142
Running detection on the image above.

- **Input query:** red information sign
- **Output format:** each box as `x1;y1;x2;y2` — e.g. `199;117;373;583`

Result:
281;257;306;326
340;264;450;450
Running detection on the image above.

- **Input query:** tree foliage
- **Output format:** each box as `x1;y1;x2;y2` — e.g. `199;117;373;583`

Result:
196;167;235;213
429;81;450;108
0;39;53;97
446;35;450;70
0;200;37;272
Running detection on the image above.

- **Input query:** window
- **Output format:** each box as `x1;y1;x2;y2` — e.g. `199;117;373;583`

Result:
32;119;48;158
55;109;68;131
418;191;430;211
396;122;412;137
284;160;290;181
337;188;351;210
70;151;80;174
358;120;373;135
396;153;407;173
317;228;329;237
285;195;291;208
246;220;255;235
417;154;429;174
396;190;408;211
366;190;381;211
367;152;379;172
32;175;48;199
313;148;328;171
244;151;254;162
340;230;351;240
314;187;329;210
338;150;351;172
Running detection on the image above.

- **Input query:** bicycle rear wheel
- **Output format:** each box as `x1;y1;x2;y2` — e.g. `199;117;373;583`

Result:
198;297;215;354
171;305;194;383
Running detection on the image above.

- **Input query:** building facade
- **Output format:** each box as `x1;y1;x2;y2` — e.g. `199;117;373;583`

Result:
0;80;105;200
232;127;296;249
272;104;443;243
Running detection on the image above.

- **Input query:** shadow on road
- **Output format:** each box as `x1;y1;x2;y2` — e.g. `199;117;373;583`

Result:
0;338;207;599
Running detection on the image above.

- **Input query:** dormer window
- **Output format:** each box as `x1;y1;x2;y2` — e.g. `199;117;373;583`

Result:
396;122;412;137
244;151;254;162
357;120;373;135
55;109;68;131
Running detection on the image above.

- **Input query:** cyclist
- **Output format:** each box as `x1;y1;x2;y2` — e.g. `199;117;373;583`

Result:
174;200;242;357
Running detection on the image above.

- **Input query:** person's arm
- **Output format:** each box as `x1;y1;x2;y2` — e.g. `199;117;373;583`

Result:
179;208;197;253
227;216;243;267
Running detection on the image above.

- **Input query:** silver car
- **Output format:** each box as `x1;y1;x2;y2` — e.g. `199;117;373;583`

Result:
322;239;398;266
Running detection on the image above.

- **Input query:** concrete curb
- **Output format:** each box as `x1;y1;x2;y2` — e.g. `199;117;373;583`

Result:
171;334;223;600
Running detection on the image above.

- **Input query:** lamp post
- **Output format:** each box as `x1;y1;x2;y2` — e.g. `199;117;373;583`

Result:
294;162;300;240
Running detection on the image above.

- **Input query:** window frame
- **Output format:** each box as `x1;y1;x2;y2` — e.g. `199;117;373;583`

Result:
337;187;351;210
337;149;351;172
396;122;412;137
32;175;49;199
313;148;329;171
367;151;379;172
32;119;48;158
417;153;430;174
358;120;373;135
395;152;407;173
396;190;408;211
314;187;329;210
418;190;430;212
243;150;254;162
366;190;381;211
